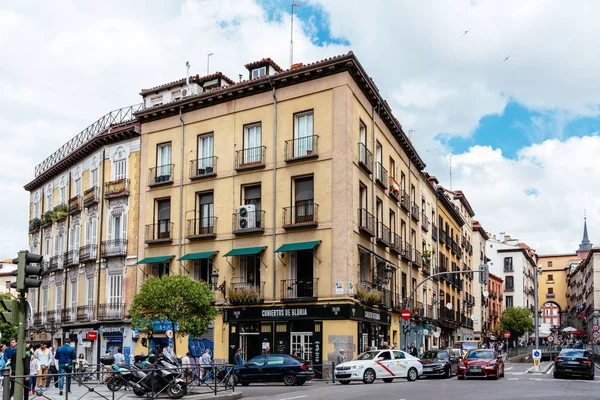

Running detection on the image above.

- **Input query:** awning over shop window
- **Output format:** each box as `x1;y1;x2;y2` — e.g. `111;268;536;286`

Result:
178;251;218;261
274;241;321;253
136;255;174;265
223;246;266;257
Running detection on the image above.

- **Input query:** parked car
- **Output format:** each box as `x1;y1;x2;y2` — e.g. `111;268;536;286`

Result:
334;349;422;384
231;354;314;386
554;349;595;380
457;349;504;380
420;348;462;378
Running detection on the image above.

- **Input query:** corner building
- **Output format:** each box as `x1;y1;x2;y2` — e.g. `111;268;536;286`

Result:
133;53;440;365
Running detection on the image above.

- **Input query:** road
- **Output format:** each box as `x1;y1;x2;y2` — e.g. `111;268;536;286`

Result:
241;362;600;400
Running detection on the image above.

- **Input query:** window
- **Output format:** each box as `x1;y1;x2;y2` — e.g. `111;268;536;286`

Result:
197;192;214;233
506;295;513;307
244;184;261;211
402;273;407;299
548;261;553;267
156;199;171;238
85;217;97;245
34;200;40;218
294;111;314;157
113;160;127;180
547;274;554;282
152;262;170;278
359;249;370;282
239;255;260;285
74;178;82;196
389;210;396;234
393;351;405;359
55;285;62;312
548;287;554;294
294;177;314;223
86;277;94;307
401;220;406;242
108;212;128;242
376;141;382;164
46;192;53;211
400;173;406;192
172;89;182;101
44;237;52;258
243;124;262;163
91;168;98;188
193;259;212;283
60;187;66;205
389;157;396;180
68;223;80;262
410;185;415;203
151;95;163;106
251;66;266;79
108;275;122;304
505;276;514;289
42;288;48;318
157;143;172;178
359;183;367;210
359;121;367;145
30;290;37;314
376;198;383;225
504;257;513;271
70;279;77;310
197;134;214;171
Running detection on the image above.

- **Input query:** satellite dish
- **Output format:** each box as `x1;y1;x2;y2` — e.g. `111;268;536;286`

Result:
483;291;489;297
446;303;453;310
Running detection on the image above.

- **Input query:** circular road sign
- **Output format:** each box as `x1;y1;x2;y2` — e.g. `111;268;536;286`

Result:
401;310;412;321
504;331;511;339
593;324;599;332
166;330;173;338
533;350;541;358
433;331;440;338
547;335;554;343
423;329;429;335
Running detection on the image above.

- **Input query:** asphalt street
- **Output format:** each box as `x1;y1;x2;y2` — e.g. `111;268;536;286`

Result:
240;362;600;400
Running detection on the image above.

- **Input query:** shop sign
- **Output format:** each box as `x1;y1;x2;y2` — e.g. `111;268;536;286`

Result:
86;332;98;341
149;319;179;332
101;327;123;337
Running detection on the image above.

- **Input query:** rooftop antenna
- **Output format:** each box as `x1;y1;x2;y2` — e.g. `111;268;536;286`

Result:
185;61;191;86
207;53;214;75
449;154;453;191
290;3;300;67
238;74;243;82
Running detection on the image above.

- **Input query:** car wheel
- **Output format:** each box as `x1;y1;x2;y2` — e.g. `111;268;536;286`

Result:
588;373;595;381
362;368;376;384
457;375;465;380
443;367;451;379
500;365;505;378
241;382;250;386
553;372;560;379
284;374;297;386
296;379;306;386
383;378;394;383
407;367;418;382
339;380;351;385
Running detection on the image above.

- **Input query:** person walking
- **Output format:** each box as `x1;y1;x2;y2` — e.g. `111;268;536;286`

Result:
234;348;244;366
182;352;192;384
55;338;77;395
29;351;39;395
200;349;213;382
76;354;89;385
337;349;345;365
11;344;31;400
45;347;58;389
35;342;53;390
113;348;125;365
409;343;418;357
4;339;16;362
418;344;425;357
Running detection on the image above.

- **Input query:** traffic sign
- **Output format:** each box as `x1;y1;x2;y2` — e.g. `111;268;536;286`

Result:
593;324;599;332
401;310;412;321
533;350;541;358
532;349;542;369
547;335;554;343
166;329;174;338
504;331;511;339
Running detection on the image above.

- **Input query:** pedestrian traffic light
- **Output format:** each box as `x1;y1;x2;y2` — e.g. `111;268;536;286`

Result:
10;251;43;291
479;263;489;286
0;299;17;325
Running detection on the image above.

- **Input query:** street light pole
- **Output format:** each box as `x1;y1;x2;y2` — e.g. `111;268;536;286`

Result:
534;265;540;350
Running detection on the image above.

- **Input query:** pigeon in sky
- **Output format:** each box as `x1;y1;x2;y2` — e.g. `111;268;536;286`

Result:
463;29;470;36
504;55;510;62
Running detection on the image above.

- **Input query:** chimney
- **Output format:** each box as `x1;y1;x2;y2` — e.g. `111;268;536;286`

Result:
291;62;304;70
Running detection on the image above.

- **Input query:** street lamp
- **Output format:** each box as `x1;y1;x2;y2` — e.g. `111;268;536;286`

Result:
375;264;394;287
210;271;226;295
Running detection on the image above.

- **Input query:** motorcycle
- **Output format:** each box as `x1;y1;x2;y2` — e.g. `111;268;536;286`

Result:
101;353;187;399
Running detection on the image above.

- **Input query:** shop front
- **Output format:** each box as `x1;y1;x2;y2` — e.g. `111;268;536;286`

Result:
101;327;124;356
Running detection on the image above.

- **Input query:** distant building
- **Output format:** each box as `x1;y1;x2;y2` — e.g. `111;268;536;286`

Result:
487;273;503;336
0;259;17;294
471;220;488;341
537;253;576;329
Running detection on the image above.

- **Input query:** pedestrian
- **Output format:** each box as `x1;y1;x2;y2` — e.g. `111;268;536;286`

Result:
113;348;125;365
29;351;39;395
337;349;345;365
182;352;192;384
46;346;58;388
11;344;31;400
201;349;213;382
35;342;53;390
262;346;271;355
4;339;16;362
55;338;77;395
76;353;89;385
382;341;390;349
234;348;244;366
365;346;371;352
409;343;418;357
418;344;425;357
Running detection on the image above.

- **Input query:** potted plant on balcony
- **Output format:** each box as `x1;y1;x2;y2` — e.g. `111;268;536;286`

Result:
29;218;41;233
422;250;431;269
499;294;503;301
42;210;56;227
55;204;68;221
228;286;261;305
355;285;382;306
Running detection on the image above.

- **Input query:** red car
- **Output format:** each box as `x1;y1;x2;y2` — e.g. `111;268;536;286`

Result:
457;349;505;380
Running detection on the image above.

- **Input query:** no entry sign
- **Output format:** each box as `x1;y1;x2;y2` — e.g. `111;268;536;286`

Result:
504;331;511;339
401;310;412;321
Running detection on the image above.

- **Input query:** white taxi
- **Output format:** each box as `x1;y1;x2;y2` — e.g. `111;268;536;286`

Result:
335;350;423;384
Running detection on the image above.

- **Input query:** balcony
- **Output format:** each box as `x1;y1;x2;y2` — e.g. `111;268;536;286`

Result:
76;305;95;322
235;146;266;171
546;293;556;298
375;162;388;189
64;249;79;267
145;221;174;244
285;135;319;162
376;222;392;247
83;187;99;207
232;210;265;234
68;195;82;214
390;233;403;254
432;224;438;241
356;281;391;308
33;312;43;326
61;308;76;323
283;202;318;229
29;218;42;234
389;177;401;202
358;208;375;237
400;190;410;212
410;202;420;221
101;239;128;258
98;303;125;321
421;213;429;231
190;157;217;179
54;204;67;222
358;143;373;174
413;301;424;318
105;179;130;199
49;255;63;271
440;229;447;245
79;244;97;263
148;164;174;187
505;284;514;292
229;281;265;305
47;310;61;324
186;217;217;240
281;278;318;301
402;242;412;262
413;249;422;268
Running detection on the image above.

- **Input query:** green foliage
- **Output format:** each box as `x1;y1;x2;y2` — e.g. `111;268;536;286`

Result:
422;250;432;267
43;211;55;224
0;293;18;346
355;285;382;305
29;218;41;232
499;307;533;342
129;275;217;339
228;286;261;304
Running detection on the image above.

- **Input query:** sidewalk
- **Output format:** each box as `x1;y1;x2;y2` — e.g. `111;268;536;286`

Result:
526;361;553;374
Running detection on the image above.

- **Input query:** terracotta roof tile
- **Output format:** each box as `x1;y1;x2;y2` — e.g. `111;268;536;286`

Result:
244;57;283;72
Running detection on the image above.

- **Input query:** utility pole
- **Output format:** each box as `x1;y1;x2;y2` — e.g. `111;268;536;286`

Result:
290;3;300;67
207;53;214;75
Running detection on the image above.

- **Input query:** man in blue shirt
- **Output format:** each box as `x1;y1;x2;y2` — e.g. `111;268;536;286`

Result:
55;338;76;395
4;339;16;362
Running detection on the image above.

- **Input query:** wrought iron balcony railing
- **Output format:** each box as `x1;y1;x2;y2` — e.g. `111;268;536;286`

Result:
421;213;429;231
235;146;266;170
49;255;63;271
389;177;401;201
400;190;410;211
283;202;318;229
148;164;174;187
232;210;265;234
77;305;95;322
281;278;318;300
376;222;392;247
358;143;373;173
101;239;128;258
68;196;82;214
432;224;438;241
105;179;130;199
358;208;375;237
145;221;174;243
285;135;319;162
190;157;217;179
79;244;97;263
186;217;217;239
390;233;403;254
375;162;388;189
411;202;420;221
83;187;99;207
402;242;412;262
64;249;79;267
98;303;125;321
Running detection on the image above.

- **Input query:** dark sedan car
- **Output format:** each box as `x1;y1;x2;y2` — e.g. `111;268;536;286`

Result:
231;354;315;386
457;349;504;380
420;349;462;378
554;349;595;380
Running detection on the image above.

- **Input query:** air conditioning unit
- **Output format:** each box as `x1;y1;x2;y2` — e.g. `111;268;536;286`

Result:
181;86;193;98
239;204;256;230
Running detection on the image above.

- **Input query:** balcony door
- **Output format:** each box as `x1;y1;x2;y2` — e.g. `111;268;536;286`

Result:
197;134;214;171
70;279;77;318
113;159;127;181
156;199;171;239
86;277;94;309
55;285;62;319
290;250;314;298
108;274;122;305
239;255;260;286
243;124;261;164
294;111;313;157
108;212;127;250
294;177;314;223
196;192;214;235
157;143;172;178
193;259;212;283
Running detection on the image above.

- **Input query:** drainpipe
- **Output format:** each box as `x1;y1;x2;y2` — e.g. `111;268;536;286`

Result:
96;149;106;366
64;172;71;333
370;104;376;261
269;79;278;300
178;109;185;274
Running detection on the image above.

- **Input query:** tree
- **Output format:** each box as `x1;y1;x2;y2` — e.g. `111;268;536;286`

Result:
129;275;218;339
0;293;18;346
499;307;533;345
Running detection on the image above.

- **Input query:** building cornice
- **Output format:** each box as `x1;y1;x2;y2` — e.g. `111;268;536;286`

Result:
497;248;537;267
436;187;465;227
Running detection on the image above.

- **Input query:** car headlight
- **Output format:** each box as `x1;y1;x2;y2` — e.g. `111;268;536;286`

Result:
353;365;364;369
487;360;496;367
458;363;465;368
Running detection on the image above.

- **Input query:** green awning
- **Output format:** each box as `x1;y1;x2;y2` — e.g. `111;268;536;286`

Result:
274;241;321;253
224;246;267;257
178;251;218;261
135;255;174;265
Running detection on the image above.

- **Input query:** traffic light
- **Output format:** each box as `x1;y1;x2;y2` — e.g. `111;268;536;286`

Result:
0;299;17;325
11;251;43;291
479;263;489;285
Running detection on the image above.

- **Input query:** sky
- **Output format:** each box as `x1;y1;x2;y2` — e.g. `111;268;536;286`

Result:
1;0;600;257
